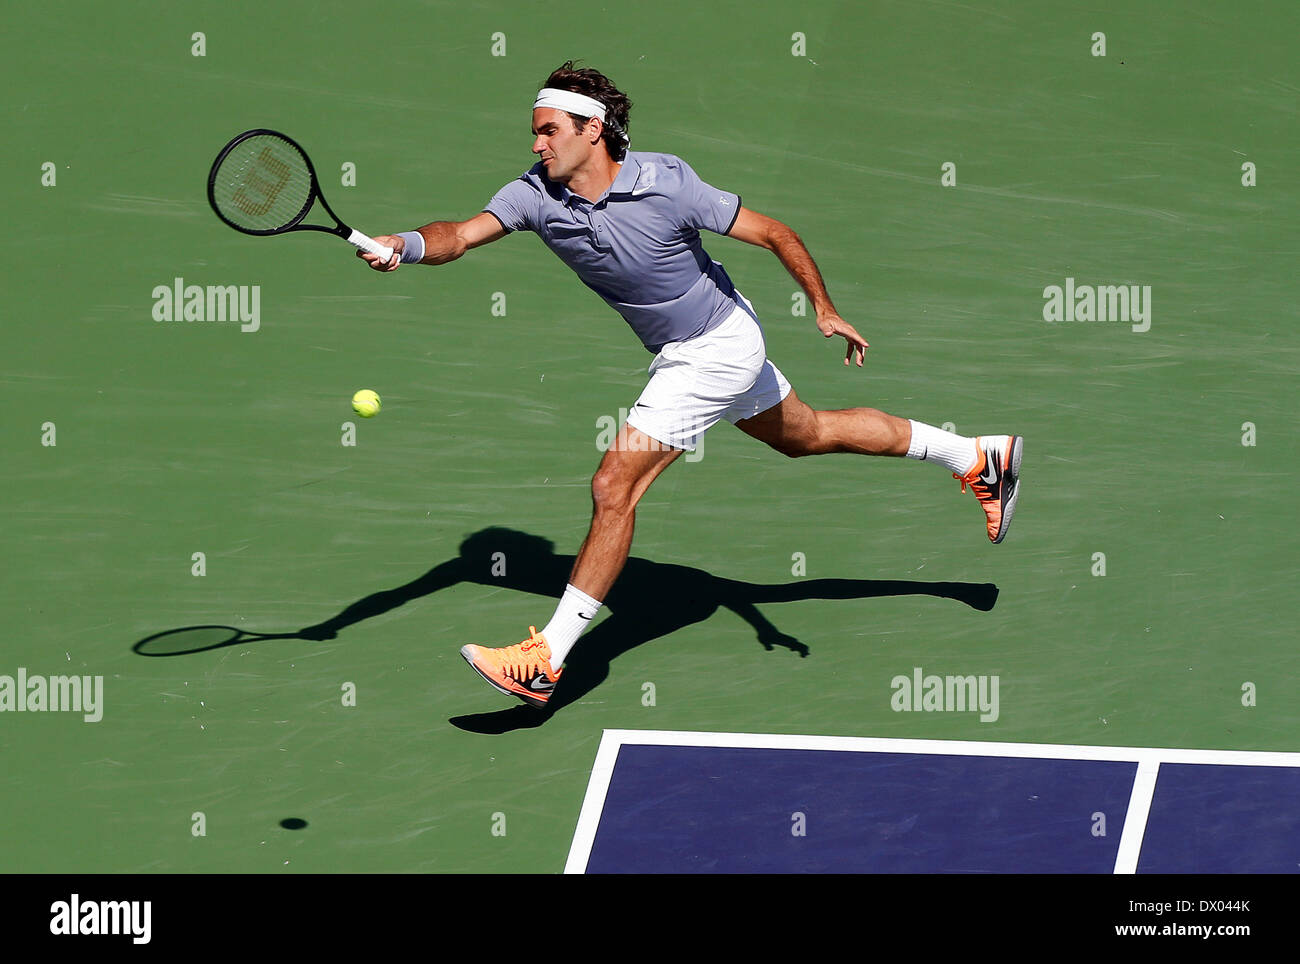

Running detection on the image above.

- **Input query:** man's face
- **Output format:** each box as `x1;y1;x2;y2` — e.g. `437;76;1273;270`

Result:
531;107;597;182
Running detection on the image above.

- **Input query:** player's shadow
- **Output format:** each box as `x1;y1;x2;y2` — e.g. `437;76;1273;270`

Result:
132;527;997;731
296;527;998;733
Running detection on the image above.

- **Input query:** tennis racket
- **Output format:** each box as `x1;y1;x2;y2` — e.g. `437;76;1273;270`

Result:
207;128;394;262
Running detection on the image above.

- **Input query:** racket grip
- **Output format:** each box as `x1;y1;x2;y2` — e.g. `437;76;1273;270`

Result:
346;228;395;263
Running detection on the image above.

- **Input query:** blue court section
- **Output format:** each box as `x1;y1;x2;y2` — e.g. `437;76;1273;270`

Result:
585;745;1135;873
1137;764;1300;873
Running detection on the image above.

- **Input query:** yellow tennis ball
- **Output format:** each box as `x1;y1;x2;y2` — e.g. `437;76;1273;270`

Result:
351;389;381;418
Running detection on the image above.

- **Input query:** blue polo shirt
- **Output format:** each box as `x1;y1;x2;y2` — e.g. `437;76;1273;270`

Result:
484;152;744;353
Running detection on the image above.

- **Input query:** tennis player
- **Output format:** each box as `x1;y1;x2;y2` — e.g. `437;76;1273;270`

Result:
359;62;1023;710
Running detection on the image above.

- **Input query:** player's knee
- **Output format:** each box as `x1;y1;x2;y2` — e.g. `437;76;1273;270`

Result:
590;467;636;514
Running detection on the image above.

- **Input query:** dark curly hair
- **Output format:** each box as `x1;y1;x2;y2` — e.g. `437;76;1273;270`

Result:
541;61;632;161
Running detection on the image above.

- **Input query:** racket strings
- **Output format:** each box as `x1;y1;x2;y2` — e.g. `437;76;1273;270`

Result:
211;134;314;232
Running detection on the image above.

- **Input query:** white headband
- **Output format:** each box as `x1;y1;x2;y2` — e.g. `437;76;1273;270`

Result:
534;87;607;121
534;87;630;145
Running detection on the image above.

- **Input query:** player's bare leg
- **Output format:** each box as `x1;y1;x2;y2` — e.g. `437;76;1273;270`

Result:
736;389;1022;543
734;387;910;457
568;423;683;601
460;423;681;708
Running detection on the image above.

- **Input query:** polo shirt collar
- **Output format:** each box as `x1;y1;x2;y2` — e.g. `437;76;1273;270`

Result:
607;154;641;195
558;154;642;206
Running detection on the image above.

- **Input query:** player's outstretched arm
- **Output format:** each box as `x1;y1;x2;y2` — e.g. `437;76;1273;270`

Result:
727;206;870;367
358;212;507;272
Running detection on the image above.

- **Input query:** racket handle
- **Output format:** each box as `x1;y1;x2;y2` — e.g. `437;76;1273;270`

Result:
346;228;395;263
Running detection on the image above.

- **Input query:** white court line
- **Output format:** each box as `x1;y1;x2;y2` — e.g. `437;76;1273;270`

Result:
564;730;625;875
1114;756;1161;874
564;730;1300;874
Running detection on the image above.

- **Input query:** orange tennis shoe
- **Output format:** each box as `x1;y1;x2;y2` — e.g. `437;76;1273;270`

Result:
955;435;1024;544
460;627;562;709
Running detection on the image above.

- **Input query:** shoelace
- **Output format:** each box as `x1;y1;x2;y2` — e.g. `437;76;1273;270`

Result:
498;627;551;682
954;451;991;495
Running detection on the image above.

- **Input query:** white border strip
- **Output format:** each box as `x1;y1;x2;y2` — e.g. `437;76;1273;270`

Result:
586;730;1300;765
1114;758;1161;874
564;730;625;874
565;730;1300;874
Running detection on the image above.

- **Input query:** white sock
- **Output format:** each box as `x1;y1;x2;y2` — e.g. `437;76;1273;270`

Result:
542;584;603;673
906;420;979;476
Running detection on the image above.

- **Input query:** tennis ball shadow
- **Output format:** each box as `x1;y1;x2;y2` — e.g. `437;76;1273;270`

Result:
279;818;308;830
132;526;998;731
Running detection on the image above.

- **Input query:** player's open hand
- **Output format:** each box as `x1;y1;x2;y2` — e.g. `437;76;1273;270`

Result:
817;312;869;367
357;235;403;272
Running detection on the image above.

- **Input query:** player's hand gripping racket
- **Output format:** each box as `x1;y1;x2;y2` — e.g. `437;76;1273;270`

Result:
207;128;394;262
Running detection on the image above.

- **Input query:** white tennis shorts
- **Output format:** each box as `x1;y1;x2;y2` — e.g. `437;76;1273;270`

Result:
625;294;792;452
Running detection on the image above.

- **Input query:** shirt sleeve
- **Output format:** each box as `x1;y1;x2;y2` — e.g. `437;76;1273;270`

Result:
483;176;540;234
671;156;742;235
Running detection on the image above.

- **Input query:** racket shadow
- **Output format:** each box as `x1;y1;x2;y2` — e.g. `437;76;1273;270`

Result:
133;625;299;657
131;527;999;732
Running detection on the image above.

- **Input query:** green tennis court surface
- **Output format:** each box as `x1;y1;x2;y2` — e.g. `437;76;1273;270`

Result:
1;1;1296;874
